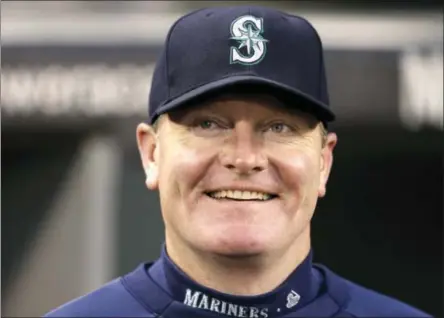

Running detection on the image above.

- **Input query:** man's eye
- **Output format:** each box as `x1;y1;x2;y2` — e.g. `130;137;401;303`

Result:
196;119;219;130
268;123;291;133
194;119;223;130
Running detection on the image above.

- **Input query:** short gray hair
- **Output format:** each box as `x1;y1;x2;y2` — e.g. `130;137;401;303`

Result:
151;115;164;133
320;122;328;147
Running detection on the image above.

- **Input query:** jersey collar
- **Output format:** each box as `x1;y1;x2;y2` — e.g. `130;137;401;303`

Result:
157;245;318;317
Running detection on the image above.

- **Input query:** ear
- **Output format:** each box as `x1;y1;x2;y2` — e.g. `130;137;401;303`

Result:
136;123;159;190
318;132;337;198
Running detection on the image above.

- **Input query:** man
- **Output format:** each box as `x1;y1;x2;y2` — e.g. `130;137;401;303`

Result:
45;5;431;318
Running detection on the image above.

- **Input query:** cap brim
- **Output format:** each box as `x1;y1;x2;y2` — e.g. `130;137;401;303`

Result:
150;75;335;124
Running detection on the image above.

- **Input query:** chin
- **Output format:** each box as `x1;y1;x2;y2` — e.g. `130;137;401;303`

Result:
185;200;296;257
197;225;276;257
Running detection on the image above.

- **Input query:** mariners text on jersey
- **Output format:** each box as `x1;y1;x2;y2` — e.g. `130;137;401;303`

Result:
183;288;269;317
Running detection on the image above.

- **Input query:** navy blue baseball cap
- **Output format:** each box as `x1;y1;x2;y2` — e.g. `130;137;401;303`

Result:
148;5;335;124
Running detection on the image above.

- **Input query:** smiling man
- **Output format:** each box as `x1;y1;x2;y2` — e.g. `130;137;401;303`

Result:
45;5;431;318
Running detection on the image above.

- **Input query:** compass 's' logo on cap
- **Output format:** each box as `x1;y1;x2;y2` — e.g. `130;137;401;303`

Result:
229;15;268;65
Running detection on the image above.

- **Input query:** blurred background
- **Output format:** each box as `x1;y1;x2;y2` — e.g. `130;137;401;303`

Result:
1;1;443;317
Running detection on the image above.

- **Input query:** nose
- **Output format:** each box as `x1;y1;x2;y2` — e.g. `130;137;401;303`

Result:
219;122;267;175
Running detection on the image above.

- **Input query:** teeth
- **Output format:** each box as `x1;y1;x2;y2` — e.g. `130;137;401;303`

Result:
208;190;273;200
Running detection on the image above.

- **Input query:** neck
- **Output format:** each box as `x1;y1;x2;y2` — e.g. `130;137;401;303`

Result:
165;228;311;296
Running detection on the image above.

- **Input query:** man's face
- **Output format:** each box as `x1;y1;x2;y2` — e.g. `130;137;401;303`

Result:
137;95;337;257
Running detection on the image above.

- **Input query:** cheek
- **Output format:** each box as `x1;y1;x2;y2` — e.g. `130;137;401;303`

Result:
158;141;216;201
270;148;320;202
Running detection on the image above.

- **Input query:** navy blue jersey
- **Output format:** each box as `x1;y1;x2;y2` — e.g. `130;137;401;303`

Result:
45;248;430;317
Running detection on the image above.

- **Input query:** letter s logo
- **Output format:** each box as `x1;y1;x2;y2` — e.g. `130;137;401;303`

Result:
230;15;268;65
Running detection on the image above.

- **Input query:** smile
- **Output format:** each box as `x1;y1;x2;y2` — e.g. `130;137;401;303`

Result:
206;190;277;201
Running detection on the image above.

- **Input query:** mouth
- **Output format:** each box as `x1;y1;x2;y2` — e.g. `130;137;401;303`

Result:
205;190;278;201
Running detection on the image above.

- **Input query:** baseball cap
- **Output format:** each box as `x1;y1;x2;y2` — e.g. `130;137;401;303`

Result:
148;5;335;125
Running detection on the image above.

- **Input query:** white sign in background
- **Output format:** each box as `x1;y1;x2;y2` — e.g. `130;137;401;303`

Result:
399;47;443;131
1;64;154;117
